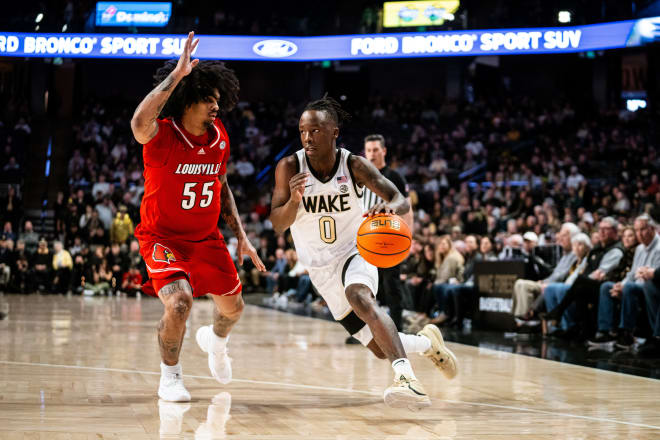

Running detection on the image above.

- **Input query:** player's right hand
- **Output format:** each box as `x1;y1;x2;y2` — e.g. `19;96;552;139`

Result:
289;172;309;203
173;31;200;79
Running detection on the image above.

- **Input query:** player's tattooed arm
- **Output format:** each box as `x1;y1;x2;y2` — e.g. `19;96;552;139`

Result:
349;155;410;217
130;31;200;144
219;174;245;240
219;174;266;271
269;155;306;235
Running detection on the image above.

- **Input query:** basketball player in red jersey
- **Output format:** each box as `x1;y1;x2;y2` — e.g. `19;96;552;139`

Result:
131;32;265;402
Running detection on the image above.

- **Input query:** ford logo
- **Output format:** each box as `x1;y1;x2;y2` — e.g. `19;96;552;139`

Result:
252;39;298;58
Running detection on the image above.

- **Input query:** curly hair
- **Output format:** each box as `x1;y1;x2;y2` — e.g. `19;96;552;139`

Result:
304;93;351;127
153;60;240;119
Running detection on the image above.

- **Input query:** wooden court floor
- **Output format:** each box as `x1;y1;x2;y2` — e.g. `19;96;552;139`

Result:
1;294;660;439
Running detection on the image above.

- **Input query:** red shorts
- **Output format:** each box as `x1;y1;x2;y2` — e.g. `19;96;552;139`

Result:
137;229;241;298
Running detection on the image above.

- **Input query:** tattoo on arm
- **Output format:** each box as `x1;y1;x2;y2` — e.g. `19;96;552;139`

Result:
219;175;245;239
131;73;182;143
351;156;398;202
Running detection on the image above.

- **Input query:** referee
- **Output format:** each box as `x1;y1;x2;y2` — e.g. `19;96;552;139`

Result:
360;134;412;332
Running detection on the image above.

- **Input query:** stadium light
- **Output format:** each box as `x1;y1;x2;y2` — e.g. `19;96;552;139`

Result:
444;12;455;21
558;11;571;23
62;24;68;32
35;13;43;23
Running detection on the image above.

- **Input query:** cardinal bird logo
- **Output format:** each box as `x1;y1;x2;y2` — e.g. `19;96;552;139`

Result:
153;243;176;264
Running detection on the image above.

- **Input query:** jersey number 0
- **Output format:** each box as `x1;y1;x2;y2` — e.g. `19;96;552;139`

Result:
319;216;336;244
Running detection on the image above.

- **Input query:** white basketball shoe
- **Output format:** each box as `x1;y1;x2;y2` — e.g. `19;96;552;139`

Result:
196;325;232;384
158;364;191;402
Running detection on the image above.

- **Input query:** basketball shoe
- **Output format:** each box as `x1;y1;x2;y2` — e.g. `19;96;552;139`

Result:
158;364;191;402
417;324;458;379
196;325;232;384
383;373;432;411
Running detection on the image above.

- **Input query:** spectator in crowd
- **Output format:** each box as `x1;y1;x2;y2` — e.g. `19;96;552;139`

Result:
542;233;593;336
431;235;465;324
110;205;134;245
588;225;639;345
264;248;287;295
540;217;625;337
19;220;39;255
601;214;660;349
121;265;143;297
52;241;73;293
478;236;497;260
32;237;52;292
95;195;115;230
2;221;16;242
513;222;580;323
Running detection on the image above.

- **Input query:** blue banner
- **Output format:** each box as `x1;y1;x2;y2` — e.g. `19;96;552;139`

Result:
0;16;658;61
96;2;171;27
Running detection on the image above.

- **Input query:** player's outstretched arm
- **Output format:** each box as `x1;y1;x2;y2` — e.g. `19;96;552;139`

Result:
130;31;199;144
270;156;308;235
219;175;265;271
350;155;410;217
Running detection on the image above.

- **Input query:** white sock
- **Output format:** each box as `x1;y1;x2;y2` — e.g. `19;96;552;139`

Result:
212;331;229;353
392;358;416;380
399;333;432;354
161;362;182;376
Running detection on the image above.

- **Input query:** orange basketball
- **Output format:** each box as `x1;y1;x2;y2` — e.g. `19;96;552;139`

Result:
357;214;411;268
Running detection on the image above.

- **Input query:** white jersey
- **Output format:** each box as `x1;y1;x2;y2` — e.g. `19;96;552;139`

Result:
290;148;365;268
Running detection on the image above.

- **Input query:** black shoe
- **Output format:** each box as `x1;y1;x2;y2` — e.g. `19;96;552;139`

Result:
345;336;361;345
587;332;616;347
637;338;660;358
615;332;635;350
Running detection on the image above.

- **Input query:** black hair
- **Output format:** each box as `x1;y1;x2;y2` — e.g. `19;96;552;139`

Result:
153;60;240;119
303;93;351;127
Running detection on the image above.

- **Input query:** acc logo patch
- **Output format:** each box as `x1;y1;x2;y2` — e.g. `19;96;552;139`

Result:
339;184;349;194
153;243;176;264
219;140;226;150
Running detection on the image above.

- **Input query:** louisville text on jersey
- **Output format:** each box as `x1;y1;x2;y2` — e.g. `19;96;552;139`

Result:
174;163;222;175
302;193;351;213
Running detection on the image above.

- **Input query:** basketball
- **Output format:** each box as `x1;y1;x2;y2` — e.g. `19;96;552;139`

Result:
356;214;411;268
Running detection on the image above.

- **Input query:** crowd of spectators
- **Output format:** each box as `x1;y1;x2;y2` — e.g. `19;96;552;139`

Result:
2;92;660;355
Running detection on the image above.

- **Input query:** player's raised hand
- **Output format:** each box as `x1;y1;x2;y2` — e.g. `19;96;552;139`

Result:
289;172;309;203
237;236;266;272
364;202;395;218
173;31;200;79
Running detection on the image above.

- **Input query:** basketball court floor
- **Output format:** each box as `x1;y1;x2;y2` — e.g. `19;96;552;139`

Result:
1;294;660;439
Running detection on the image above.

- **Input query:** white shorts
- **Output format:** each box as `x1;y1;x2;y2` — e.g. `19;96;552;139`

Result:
307;251;379;345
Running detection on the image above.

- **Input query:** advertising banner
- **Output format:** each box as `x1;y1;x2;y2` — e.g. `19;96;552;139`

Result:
0;16;658;61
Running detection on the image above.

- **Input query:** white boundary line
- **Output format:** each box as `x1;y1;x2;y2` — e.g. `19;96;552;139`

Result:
1;359;659;431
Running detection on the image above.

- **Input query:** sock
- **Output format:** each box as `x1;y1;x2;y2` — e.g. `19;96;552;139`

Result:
399;332;432;354
161;362;182;376
212;330;229;353
392;358;416;380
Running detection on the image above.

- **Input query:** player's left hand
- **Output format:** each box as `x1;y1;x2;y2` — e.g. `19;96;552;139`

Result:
237;237;266;272
364;202;395;218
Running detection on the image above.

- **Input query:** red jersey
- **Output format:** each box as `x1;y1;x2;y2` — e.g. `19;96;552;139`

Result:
135;117;230;242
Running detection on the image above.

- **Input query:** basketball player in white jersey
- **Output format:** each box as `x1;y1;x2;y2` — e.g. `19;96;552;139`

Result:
270;95;458;410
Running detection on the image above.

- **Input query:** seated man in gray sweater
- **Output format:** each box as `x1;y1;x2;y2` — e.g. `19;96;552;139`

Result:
595;214;660;350
512;222;580;324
